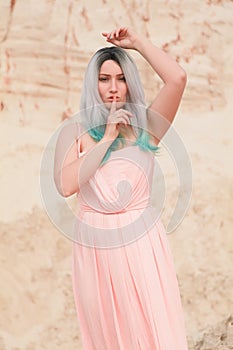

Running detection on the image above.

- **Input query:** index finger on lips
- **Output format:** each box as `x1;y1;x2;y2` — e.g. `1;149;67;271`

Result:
110;96;117;114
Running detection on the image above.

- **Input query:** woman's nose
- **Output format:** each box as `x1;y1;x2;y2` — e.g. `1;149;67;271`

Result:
109;79;117;93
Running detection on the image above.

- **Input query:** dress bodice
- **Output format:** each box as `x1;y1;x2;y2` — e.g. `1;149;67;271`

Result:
77;145;155;215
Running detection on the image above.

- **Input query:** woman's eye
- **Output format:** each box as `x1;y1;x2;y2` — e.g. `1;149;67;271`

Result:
99;76;126;82
99;77;108;81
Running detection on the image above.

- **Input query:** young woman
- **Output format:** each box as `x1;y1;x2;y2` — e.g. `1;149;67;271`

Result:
54;27;188;349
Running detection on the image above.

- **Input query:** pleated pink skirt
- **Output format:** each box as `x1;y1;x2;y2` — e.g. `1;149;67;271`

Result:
72;214;188;350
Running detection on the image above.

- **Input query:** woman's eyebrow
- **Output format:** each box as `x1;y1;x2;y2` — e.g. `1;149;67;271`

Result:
99;73;125;76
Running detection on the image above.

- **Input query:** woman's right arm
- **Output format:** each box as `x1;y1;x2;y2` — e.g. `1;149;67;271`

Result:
54;123;114;197
54;100;131;197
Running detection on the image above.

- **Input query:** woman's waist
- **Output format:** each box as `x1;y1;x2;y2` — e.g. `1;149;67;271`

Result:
77;201;152;215
75;203;158;227
73;204;162;248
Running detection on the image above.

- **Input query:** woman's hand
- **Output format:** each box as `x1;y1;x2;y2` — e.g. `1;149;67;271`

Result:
102;27;142;50
104;98;133;140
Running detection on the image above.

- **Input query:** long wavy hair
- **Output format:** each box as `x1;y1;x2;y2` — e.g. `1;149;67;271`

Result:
79;46;159;164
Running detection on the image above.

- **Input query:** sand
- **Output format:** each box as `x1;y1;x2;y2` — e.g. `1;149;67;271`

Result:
0;0;232;349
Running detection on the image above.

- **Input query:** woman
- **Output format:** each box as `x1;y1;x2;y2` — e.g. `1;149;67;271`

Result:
54;27;188;349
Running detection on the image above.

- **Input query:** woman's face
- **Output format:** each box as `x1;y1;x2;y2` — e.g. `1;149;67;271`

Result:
98;60;128;109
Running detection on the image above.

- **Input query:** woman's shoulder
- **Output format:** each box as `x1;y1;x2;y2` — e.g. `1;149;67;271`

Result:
60;119;85;139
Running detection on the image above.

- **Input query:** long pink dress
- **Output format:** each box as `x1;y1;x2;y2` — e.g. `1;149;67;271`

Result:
72;132;188;349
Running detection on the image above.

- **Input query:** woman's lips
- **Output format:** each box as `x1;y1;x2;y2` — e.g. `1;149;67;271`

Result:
107;96;120;101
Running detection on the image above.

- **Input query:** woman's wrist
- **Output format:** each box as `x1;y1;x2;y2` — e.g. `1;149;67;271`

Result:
99;135;115;147
133;35;151;53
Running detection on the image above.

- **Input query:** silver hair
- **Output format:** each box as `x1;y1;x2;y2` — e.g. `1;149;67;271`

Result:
80;46;148;136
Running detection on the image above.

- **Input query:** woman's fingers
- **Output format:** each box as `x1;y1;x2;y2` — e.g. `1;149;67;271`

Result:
118;116;131;126
109;111;132;125
117;109;133;118
118;27;128;37
102;27;129;41
105;106;133;139
106;101;133;138
110;109;133;120
116;114;131;125
107;30;115;40
110;97;117;115
102;31;115;41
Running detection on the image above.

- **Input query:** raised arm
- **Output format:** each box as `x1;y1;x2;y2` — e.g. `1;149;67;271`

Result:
135;37;187;144
102;27;187;144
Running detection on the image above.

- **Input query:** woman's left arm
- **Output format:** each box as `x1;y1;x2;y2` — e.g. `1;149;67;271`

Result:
135;37;187;144
102;27;187;145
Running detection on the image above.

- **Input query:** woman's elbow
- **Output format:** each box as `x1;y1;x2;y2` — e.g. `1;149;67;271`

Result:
54;172;78;198
176;68;187;86
57;187;72;198
55;185;76;198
